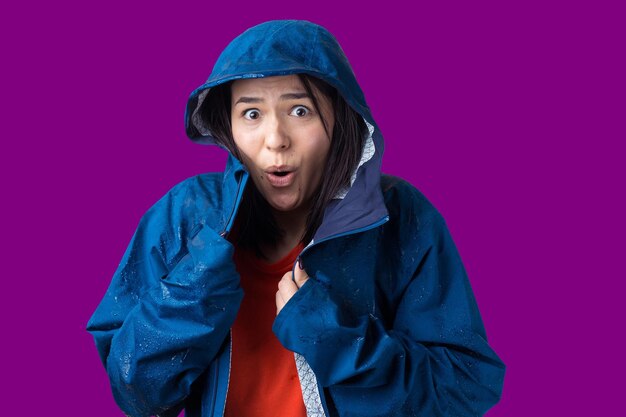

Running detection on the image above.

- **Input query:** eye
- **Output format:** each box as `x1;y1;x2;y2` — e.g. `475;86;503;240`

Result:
290;105;310;117
243;109;260;120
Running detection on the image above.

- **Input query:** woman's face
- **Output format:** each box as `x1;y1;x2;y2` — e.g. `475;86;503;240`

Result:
231;75;334;213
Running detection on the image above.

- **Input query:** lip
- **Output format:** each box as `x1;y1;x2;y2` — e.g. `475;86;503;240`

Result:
264;165;297;187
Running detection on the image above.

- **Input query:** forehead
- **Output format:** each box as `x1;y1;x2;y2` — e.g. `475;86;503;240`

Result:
231;74;305;98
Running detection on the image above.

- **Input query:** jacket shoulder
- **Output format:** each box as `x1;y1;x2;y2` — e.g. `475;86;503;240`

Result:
146;172;225;223
136;172;226;265
378;174;453;262
158;172;224;205
380;174;445;227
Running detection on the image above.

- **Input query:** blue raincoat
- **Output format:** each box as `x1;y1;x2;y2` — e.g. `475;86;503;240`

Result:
87;20;505;417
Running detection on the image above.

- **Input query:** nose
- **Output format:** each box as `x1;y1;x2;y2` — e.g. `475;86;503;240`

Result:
264;116;290;151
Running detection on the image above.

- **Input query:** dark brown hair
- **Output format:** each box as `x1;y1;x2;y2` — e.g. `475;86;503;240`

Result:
200;74;368;257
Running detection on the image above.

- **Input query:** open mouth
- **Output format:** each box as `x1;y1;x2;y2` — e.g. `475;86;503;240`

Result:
265;168;296;187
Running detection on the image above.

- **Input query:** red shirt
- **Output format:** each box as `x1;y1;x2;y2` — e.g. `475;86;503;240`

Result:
224;242;307;417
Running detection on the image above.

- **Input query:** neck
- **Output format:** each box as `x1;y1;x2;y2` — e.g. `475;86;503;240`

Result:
259;204;309;263
273;204;309;245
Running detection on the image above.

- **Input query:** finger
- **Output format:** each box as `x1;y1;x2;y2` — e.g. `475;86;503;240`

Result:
293;261;310;288
278;274;298;300
275;290;285;314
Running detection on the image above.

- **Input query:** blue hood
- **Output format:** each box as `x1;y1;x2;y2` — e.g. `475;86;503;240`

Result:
184;20;389;244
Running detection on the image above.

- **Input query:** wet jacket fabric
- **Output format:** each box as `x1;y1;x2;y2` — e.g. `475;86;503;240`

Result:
87;20;505;417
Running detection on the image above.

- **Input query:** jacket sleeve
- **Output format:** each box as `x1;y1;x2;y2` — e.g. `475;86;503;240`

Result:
273;208;505;416
86;187;243;417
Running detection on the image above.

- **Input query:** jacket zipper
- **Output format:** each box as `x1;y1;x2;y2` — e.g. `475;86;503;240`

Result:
215;171;244;416
292;214;390;416
221;330;233;416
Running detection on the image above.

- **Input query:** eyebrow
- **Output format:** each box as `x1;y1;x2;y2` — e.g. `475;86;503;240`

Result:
234;92;310;105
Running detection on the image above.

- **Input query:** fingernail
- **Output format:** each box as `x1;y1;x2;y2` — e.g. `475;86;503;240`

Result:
297;258;303;270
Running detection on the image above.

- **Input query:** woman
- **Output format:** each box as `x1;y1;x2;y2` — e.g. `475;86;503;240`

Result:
87;20;505;417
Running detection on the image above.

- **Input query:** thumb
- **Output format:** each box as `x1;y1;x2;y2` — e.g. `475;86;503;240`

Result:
293;258;309;288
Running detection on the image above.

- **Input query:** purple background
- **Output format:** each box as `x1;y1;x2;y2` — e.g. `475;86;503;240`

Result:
3;0;624;415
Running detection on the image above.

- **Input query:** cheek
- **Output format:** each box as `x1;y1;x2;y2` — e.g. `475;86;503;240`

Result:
303;142;331;188
311;140;331;168
231;132;258;165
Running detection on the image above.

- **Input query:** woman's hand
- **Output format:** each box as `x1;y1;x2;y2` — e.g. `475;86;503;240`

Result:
276;262;309;315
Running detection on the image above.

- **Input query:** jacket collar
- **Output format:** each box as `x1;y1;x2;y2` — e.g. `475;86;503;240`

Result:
219;154;249;235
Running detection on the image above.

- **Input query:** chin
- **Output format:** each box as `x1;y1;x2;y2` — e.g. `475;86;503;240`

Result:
269;202;300;213
267;197;302;213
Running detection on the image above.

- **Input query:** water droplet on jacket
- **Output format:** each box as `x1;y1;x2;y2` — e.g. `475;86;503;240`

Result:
161;282;171;300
